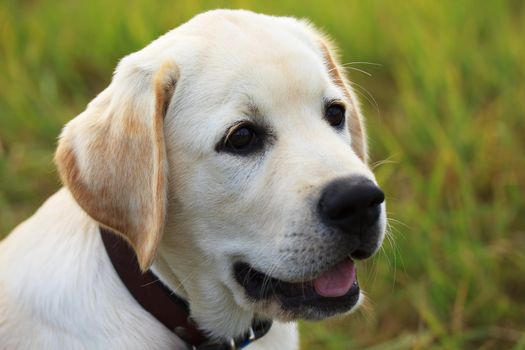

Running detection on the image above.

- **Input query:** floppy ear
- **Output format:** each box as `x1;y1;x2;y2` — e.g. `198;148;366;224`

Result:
319;39;368;162
55;57;179;271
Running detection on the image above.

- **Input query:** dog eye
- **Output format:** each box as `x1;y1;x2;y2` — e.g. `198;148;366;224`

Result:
221;123;262;154
228;127;254;149
325;103;346;129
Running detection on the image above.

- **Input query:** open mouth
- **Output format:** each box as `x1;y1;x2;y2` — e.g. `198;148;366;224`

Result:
233;257;360;314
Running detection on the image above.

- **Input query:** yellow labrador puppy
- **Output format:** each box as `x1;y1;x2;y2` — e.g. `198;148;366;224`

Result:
0;9;386;350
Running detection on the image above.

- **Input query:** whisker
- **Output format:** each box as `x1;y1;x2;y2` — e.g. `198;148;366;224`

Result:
386;216;409;229
346;66;372;77
349;81;380;113
340;61;382;67
169;255;214;296
370;156;399;170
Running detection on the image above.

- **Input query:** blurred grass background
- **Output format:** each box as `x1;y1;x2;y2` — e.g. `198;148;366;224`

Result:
1;0;524;349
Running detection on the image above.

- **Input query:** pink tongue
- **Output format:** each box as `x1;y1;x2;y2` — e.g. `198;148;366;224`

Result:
313;258;356;297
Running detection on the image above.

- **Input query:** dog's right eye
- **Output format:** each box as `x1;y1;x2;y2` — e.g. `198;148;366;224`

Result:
218;123;264;155
228;126;255;149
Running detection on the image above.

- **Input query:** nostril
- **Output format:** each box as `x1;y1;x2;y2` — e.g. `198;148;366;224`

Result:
326;203;357;221
370;189;385;208
319;176;384;229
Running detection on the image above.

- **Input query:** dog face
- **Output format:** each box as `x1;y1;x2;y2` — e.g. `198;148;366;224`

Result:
55;10;386;338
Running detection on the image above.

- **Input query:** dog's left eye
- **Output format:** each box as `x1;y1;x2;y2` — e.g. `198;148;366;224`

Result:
325;103;346;129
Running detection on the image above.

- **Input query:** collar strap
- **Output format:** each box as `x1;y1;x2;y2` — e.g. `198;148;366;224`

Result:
100;228;272;349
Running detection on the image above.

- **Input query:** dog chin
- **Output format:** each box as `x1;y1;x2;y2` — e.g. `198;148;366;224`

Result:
259;292;362;322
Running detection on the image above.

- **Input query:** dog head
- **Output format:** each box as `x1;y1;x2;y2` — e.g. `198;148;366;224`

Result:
55;10;386;339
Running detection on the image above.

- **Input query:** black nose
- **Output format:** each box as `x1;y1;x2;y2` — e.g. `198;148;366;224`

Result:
318;176;385;234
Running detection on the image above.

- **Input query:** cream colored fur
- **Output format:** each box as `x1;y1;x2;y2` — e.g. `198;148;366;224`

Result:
0;9;385;349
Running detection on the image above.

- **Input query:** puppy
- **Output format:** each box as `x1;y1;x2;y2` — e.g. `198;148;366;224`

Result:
0;9;386;350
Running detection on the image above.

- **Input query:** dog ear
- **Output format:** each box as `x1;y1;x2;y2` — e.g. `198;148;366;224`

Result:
318;39;368;162
55;56;179;271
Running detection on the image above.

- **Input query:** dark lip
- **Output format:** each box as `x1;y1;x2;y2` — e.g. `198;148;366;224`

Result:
233;261;360;311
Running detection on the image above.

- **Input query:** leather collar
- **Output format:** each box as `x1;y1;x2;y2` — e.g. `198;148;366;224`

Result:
100;228;272;350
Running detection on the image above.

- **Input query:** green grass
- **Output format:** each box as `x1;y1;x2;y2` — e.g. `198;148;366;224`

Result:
1;0;524;349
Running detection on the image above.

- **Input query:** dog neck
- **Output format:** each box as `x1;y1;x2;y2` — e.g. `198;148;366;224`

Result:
99;228;272;349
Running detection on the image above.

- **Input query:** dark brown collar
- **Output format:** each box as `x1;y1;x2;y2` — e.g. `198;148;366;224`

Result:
100;228;272;350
